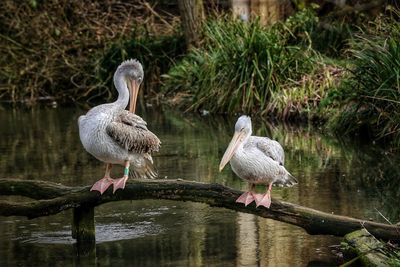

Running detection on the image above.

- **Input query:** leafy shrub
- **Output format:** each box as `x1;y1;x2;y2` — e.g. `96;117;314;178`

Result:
162;10;324;116
328;15;400;143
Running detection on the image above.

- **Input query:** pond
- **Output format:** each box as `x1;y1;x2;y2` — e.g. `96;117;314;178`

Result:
0;105;399;266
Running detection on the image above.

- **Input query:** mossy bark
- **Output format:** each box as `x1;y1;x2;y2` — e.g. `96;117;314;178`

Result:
343;229;391;267
72;205;95;242
72;205;96;256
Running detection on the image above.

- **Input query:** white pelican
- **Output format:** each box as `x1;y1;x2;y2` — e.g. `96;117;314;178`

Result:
78;59;160;194
219;116;297;208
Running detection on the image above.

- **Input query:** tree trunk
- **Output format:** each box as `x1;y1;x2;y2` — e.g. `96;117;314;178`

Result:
177;0;204;49
232;0;293;25
0;178;399;242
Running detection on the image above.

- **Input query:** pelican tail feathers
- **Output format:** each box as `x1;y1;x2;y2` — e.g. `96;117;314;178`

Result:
129;157;158;179
275;170;298;187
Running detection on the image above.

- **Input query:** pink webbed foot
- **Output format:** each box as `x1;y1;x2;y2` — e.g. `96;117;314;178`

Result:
91;177;113;194
236;191;257;206
112;176;128;193
255;192;271;208
253;193;265;204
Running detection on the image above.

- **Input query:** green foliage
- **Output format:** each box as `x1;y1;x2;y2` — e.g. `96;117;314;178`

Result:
286;6;354;57
162;10;330;116
328;15;400;144
311;22;353;57
389;250;400;267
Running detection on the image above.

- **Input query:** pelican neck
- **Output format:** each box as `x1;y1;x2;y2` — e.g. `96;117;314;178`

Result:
237;134;250;153
113;72;130;109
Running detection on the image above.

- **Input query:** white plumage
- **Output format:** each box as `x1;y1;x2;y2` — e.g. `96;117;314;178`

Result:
78;59;160;194
219;116;297;208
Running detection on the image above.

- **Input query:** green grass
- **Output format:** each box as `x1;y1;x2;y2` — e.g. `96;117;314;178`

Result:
327;14;400;144
162;10;338;118
389;250;400;267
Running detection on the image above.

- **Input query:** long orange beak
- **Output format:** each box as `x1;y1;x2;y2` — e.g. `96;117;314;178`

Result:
128;79;140;113
219;131;246;172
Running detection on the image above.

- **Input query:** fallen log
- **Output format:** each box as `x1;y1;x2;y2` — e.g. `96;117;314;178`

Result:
0;178;399;242
343;229;392;267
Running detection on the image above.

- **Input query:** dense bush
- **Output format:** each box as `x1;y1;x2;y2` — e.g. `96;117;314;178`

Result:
162;9;342;119
327;15;400;144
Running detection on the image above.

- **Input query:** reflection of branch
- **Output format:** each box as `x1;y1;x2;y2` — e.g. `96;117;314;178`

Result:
1;178;400;241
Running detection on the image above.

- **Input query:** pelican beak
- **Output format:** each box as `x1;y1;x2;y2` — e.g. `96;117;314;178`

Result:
219;131;246;172
128;79;140;113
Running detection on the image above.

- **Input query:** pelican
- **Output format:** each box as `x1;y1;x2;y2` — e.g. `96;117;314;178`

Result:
78;59;160;194
219;116;297;208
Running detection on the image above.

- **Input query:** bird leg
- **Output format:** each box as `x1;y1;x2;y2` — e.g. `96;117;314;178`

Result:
236;183;257;206
256;183;273;208
112;160;130;193
90;163;114;194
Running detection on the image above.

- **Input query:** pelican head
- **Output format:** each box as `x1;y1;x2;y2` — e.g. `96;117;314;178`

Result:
219;115;252;171
115;59;144;113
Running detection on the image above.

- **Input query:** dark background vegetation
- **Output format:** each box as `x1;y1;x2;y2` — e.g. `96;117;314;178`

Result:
0;0;399;145
0;0;183;104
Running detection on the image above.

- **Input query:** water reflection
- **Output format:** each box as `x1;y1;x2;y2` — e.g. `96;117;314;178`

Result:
236;213;258;266
0;106;399;266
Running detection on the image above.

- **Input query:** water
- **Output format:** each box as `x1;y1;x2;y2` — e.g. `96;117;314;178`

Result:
0;106;399;266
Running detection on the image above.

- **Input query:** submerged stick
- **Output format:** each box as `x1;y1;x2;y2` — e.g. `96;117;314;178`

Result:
0;178;399;241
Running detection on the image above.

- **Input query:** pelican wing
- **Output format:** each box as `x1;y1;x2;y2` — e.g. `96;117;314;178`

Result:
106;110;160;154
252;136;297;186
252;136;285;165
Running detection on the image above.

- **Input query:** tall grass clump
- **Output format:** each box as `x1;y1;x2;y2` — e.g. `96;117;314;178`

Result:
328;14;400;144
162;10;327;116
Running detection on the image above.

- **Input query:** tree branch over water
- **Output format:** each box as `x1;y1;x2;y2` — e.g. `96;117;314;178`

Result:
0;178;399;241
